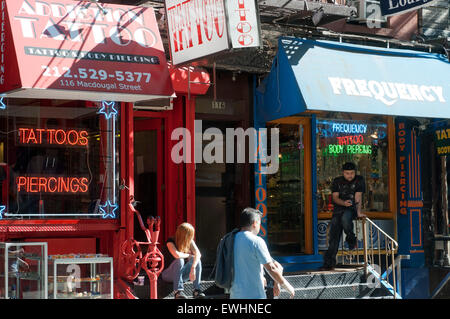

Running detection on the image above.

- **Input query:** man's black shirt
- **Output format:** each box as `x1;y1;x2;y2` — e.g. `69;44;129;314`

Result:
331;175;365;214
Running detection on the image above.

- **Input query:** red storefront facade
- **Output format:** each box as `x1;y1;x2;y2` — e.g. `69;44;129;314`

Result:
0;0;209;298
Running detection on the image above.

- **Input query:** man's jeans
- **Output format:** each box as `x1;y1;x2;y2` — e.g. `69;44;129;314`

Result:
323;209;357;268
161;257;202;292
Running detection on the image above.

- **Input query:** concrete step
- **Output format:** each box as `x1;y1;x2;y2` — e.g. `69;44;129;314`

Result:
132;267;394;299
283;268;366;288
277;282;393;299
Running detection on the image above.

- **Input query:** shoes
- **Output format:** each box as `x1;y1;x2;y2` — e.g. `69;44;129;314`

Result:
193;289;206;299
174;291;187;299
346;240;357;250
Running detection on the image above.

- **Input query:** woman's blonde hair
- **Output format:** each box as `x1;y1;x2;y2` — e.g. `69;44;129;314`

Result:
175;223;195;254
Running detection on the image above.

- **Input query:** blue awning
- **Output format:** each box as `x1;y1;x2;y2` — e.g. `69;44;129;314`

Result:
256;37;450;124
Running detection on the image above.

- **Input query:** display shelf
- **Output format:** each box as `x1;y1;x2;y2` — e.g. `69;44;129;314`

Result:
0;272;41;280
48;257;113;299
54;292;111;299
0;242;48;299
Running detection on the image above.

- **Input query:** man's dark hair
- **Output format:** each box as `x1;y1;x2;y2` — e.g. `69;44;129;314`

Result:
240;207;263;228
342;162;356;171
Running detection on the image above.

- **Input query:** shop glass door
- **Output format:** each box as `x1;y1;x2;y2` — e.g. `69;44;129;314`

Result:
266;118;312;255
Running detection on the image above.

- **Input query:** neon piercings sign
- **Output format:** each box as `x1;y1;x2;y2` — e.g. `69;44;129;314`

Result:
17;127;89;194
16;176;88;193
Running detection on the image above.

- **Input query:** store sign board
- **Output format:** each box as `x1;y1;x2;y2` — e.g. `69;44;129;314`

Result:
279;38;450;119
165;0;230;65
225;0;260;49
327;77;446;107
165;0;261;65
380;0;439;17
0;0;20;94
435;126;450;155
0;0;174;102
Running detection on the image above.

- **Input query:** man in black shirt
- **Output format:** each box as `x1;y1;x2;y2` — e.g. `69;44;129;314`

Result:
321;162;366;271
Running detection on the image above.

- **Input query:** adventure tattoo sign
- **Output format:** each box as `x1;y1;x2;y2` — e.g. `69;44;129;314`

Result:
0;0;174;102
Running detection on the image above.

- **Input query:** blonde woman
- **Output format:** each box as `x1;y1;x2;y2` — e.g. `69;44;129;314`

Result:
161;222;205;299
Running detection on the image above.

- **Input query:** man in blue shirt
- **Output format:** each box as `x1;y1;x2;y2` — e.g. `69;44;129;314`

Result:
230;208;295;299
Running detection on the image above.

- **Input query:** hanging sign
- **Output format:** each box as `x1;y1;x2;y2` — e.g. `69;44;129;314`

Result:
380;0;439;17
0;0;174;102
165;0;261;65
225;0;261;49
165;0;230;65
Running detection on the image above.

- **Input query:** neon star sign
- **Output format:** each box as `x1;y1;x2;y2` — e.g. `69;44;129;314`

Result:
98;101;118;119
0;205;5;219
100;200;118;219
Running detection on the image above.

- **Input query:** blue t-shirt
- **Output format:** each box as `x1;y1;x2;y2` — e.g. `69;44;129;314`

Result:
230;231;272;299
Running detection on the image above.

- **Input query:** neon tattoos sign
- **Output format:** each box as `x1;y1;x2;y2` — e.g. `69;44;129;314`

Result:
19;128;88;146
330;133;372;154
17;127;90;194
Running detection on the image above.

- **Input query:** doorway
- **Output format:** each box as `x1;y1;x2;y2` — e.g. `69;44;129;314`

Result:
133;117;164;243
195;120;248;266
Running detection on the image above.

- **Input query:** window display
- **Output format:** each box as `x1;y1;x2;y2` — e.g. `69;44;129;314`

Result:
316;115;389;214
0;242;48;299
0;99;120;219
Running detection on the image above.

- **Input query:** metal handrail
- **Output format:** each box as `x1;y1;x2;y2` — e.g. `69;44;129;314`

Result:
338;217;400;299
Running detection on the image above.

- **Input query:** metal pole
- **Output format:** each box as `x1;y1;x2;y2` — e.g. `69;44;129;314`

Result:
391;243;397;298
442;156;450;266
363;219;368;277
213;62;217;101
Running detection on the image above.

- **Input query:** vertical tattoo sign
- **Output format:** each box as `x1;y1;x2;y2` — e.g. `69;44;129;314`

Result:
396;119;425;267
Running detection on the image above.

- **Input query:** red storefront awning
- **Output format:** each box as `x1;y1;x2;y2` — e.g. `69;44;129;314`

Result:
0;0;175;102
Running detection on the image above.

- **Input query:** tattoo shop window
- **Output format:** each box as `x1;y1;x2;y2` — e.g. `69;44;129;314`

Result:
0;99;120;220
316;114;389;214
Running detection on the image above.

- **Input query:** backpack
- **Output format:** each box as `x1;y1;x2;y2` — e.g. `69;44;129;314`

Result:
213;228;240;289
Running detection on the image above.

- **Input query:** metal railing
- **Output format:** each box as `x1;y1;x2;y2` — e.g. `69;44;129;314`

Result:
337;217;401;298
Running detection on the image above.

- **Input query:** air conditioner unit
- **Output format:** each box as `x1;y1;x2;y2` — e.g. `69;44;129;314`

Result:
347;0;387;25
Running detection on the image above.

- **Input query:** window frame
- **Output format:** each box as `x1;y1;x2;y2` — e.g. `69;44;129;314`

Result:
0;100;121;221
